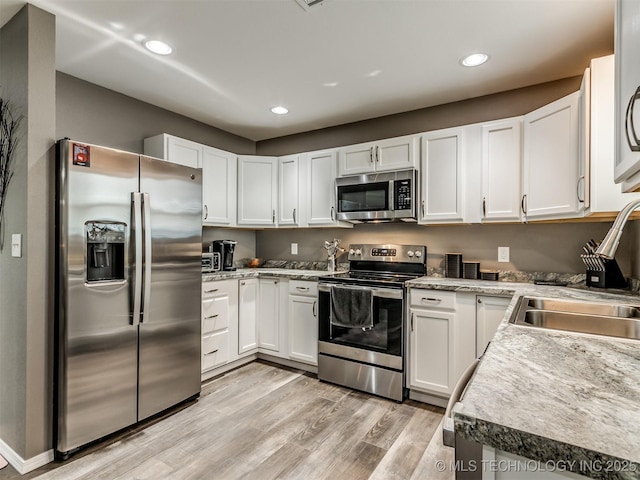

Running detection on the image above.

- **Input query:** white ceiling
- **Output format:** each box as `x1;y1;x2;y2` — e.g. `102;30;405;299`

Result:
1;0;614;141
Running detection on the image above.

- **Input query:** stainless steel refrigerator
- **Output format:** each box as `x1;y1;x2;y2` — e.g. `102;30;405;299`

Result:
55;139;202;457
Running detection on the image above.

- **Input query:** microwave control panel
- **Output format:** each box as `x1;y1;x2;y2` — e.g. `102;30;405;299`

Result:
394;179;412;210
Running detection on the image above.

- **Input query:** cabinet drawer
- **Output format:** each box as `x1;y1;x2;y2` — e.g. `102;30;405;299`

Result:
410;289;455;310
202;331;229;371
202;295;230;334
202;279;234;298
289;280;318;297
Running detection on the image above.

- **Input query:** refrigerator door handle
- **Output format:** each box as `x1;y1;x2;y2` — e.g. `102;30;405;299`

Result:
131;192;143;326
141;192;152;322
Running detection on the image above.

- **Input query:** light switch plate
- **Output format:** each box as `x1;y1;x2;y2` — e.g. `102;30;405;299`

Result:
11;233;22;258
498;246;510;263
291;243;298;255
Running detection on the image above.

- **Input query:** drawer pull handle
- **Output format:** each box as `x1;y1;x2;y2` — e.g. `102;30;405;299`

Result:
422;297;442;303
296;286;309;292
205;314;219;319
204;349;219;356
204;288;219;293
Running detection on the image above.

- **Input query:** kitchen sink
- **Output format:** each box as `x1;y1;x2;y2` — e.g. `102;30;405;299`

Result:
511;296;640;341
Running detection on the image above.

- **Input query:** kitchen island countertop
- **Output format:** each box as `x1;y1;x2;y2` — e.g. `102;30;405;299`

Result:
407;276;640;479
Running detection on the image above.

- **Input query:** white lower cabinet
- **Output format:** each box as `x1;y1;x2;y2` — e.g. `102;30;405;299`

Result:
258;278;280;353
238;278;258;355
476;295;511;356
288;280;318;365
201;279;237;374
408;289;480;401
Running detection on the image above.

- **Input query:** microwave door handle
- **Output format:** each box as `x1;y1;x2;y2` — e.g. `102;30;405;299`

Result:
389;180;394;214
131;193;142;326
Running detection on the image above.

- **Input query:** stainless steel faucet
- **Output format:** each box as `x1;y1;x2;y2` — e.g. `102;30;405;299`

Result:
595;198;640;259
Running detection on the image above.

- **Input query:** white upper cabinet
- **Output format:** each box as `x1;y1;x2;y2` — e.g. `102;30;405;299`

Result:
144;134;201;169
522;91;582;221
303;150;352;228
338;135;419;176
614;0;640;191
202;146;237;226
237;155;278;227
480;118;523;222
278;154;301;226
583;55;640;213
419;127;464;224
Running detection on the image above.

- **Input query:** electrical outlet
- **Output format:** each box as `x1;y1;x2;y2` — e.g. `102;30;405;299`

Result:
498;246;510;263
11;234;21;258
291;243;298;255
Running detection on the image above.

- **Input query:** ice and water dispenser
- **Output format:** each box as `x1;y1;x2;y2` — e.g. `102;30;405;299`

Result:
85;222;125;283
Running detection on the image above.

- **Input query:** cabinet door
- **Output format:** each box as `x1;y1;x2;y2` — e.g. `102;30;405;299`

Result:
419;128;464;223
278;155;299;226
202;146;237;226
523;92;582;220
288;295;318;365
476;296;511;357
409;308;455;395
238;279;258;354
481;118;523;222
614;0;640;190
375;135;418;172
237;156;278;226
307;150;339;226
258;278;280;352
166;136;202;168
338;142;376;176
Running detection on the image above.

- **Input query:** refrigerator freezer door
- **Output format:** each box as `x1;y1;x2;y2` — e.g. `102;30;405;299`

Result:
137;156;202;420
56;141;139;454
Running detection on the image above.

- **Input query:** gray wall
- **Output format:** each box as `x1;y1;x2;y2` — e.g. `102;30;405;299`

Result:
256;222;628;276
56;72;256;155
0;4;55;460
203;227;256;264
256;76;583;156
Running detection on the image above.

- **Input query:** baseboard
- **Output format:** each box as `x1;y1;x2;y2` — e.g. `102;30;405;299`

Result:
200;355;256;382
409;389;448;408
0;437;54;474
257;353;318;374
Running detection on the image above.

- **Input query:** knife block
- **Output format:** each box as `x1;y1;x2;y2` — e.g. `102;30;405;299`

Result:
583;257;628;289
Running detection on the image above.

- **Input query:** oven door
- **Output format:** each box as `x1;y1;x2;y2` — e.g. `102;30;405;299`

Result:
318;283;404;370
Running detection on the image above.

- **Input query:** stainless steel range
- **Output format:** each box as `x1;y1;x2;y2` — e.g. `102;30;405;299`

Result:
317;243;427;401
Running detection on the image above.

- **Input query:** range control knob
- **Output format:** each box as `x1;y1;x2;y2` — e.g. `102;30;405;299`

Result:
349;248;355;255
407;251;414;257
355;249;362;256
415;250;422;258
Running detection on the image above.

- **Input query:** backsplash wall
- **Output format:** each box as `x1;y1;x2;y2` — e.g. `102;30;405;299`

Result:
256;222;630;276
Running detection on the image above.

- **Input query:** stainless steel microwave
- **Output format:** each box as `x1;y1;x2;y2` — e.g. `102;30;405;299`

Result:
335;169;417;222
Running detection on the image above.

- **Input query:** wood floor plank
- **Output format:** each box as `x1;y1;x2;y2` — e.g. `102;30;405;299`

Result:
363;401;416;450
8;361;446;480
410;417;456;480
368;402;444;480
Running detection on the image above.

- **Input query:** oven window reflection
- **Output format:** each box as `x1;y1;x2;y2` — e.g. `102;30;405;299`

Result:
326;296;402;356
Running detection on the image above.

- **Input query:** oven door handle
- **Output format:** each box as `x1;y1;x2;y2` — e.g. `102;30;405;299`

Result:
318;283;403;299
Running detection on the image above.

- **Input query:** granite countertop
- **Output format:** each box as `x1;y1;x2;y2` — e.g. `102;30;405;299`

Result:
408;278;640;479
202;268;345;282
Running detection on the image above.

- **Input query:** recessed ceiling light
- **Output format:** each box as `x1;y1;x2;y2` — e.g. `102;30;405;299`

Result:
144;40;172;55
271;106;289;115
461;53;488;67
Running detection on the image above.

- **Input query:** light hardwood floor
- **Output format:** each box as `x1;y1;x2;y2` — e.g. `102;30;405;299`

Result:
4;361;454;480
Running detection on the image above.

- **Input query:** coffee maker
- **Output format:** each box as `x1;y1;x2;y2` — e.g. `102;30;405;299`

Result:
211;240;237;271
